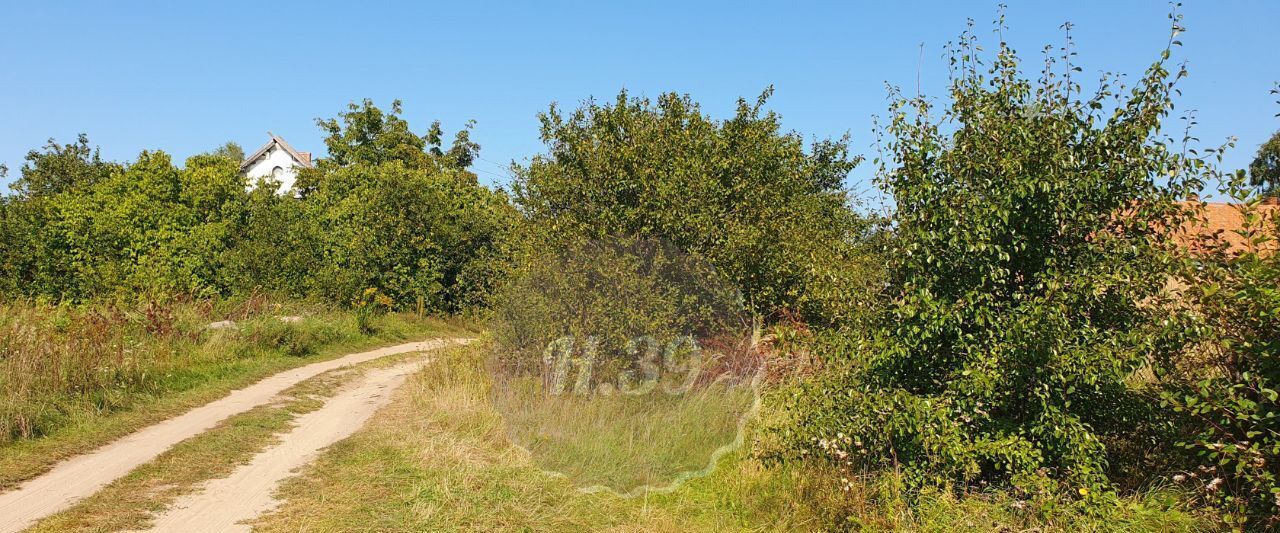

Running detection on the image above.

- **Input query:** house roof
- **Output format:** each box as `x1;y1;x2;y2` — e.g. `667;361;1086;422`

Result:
240;133;315;171
1177;199;1280;254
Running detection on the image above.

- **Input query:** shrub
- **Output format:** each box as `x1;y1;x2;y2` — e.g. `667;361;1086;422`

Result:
779;12;1216;497
298;100;516;314
488;237;747;383
0;103;514;314
352;287;393;336
1161;177;1280;528
512;89;882;326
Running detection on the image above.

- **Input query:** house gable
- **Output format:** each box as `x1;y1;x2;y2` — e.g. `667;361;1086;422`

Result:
241;133;314;194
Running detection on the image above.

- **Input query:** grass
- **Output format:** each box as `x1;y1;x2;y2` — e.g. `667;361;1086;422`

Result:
0;297;474;490
491;375;756;493
250;344;1217;532
249;345;831;531
23;345;438;532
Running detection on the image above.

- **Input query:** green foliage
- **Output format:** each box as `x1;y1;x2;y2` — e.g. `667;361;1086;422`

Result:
0;197;32;296
20;150;249;298
783;13;1215;497
303;159;513;312
513;88;883;326
9;134;120;199
221;187;321;298
1249;130;1280;197
1161;176;1280;528
0;102;513;315
304;98;479;186
204;141;246;164
489;237;745;381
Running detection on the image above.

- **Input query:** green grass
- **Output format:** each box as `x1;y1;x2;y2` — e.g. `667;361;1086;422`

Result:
250;344;1217;532
0;300;474;490
492;375;756;494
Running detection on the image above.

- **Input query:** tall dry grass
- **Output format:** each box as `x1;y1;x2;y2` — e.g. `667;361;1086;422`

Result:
0;302;178;441
0;295;446;445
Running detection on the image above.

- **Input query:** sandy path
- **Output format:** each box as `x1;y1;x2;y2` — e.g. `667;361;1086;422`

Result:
146;358;430;532
0;338;468;533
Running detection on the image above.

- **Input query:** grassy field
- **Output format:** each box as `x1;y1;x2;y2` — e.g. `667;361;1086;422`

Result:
0;297;473;490
491;374;756;494
249;345;1214;532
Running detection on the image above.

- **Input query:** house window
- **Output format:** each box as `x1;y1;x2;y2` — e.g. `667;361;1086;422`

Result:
272;166;284;179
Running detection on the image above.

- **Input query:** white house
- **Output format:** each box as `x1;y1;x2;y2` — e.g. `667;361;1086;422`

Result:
240;133;313;194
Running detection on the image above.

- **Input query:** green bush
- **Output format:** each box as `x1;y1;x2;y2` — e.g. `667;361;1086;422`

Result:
1161;179;1280;528
779;13;1216;497
0;101;515;316
238;319;338;358
488;237;746;383
512;89;883;327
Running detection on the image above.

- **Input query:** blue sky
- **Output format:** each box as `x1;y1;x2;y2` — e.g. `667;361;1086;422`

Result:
1;1;1277;199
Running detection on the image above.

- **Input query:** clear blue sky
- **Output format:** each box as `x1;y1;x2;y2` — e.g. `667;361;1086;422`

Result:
1;1;1277;199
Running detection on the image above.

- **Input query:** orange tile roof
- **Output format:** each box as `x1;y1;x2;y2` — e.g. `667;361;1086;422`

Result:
1177;199;1280;255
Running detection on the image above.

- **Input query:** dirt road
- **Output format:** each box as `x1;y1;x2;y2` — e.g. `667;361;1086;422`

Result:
0;338;468;533
147;358;431;532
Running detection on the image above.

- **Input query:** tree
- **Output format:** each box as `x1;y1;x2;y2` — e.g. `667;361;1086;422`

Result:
10;134;119;198
312;99;479;170
303;161;513;312
1162;174;1280;527
223;186;321;298
298;100;514;312
513;88;882;325
297;99;481;195
0;197;31;296
205;141;246;164
1249;130;1280;196
785;12;1216;495
10;149;253;299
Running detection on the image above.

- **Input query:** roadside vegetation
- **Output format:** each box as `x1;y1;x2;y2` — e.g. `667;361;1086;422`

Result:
1;5;1278;531
249;345;1208;532
23;339;440;532
0;296;470;489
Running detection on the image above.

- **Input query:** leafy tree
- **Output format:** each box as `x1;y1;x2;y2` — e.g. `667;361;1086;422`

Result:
513;88;882;325
6;149;251;299
223;186;321;298
312;99;479;170
1249;130;1280;197
0;197;29;296
10;134;119;198
205;141;246;164
316;99;431;169
297;99;481;195
304;161;514;312
1164;187;1280;528
299;100;514;312
49;151;208;296
785;13;1215;496
427;119;480;169
0;100;509;311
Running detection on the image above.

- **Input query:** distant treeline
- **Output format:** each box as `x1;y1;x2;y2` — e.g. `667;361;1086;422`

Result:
0;93;882;325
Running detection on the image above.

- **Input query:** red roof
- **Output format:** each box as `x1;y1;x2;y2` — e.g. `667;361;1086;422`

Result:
1177;199;1280;255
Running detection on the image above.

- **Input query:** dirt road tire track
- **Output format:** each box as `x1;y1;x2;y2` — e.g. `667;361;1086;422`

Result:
0;338;469;533
146;358;432;532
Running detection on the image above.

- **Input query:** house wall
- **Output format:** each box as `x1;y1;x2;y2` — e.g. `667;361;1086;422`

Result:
244;144;301;194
